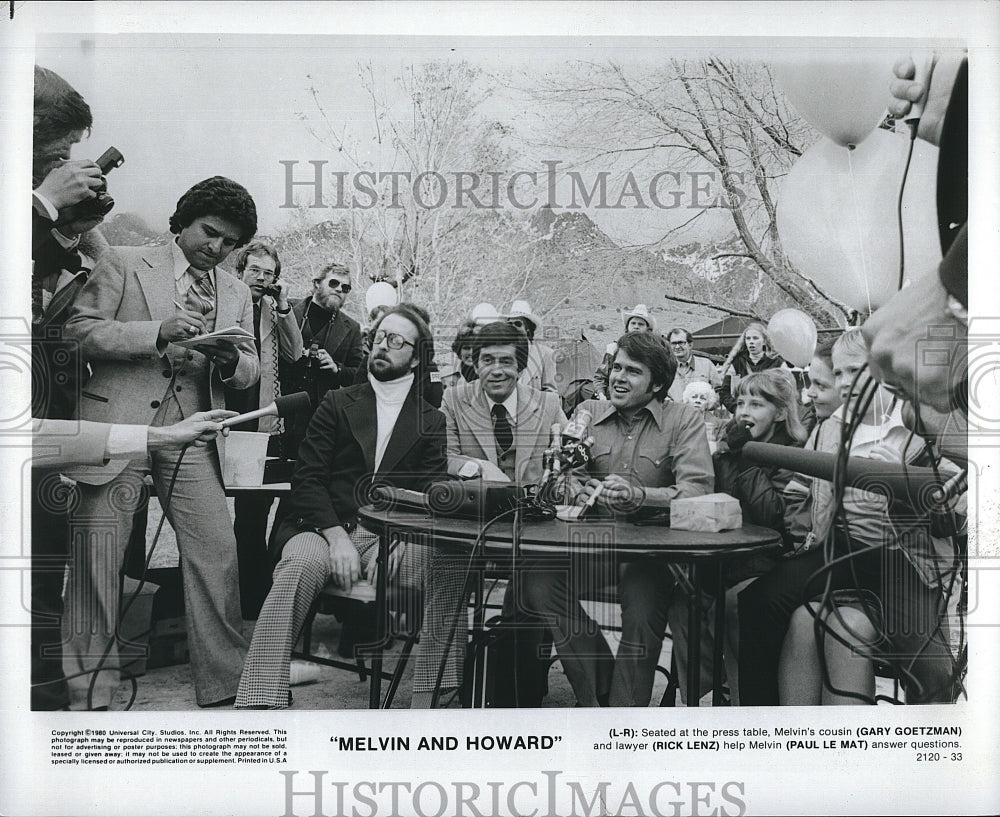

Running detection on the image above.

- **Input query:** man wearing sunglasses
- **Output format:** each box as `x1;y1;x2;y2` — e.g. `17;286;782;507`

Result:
281;262;364;455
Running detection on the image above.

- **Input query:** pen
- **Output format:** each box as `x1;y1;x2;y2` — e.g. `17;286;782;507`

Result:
583;481;605;509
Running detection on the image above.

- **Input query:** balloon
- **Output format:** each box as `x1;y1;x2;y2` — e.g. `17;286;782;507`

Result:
772;53;895;148
365;282;398;314
767;309;818;367
777;129;942;313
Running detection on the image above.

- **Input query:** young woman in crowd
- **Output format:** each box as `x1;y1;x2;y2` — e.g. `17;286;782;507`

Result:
720;322;786;413
670;368;808;703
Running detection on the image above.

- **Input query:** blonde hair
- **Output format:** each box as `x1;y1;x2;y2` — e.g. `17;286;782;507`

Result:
832;327;867;361
736;369;807;443
740;321;773;357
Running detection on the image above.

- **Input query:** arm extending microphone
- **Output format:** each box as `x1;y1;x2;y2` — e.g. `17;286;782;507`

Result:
219;391;312;428
740;441;966;509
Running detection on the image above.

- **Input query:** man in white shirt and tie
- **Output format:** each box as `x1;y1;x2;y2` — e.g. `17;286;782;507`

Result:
63;176;260;709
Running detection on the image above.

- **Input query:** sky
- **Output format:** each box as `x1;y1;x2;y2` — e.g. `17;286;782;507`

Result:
28;32;915;246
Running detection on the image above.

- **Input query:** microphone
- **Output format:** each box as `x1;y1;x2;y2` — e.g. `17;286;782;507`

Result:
561;408;592;447
905;51;935;129
220;391;312;429
740;441;966;509
560;408;594;471
539;422;562;486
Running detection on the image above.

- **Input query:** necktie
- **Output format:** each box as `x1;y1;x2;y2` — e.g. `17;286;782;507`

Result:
492;403;513;455
185;268;216;331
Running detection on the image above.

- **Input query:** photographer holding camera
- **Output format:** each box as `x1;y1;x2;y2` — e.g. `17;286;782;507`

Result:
229;240;303;618
29;65;118;711
279;262;364;457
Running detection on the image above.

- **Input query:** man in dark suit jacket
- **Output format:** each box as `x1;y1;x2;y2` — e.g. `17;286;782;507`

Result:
62;176;260;709
279;262;364;456
236;304;448;709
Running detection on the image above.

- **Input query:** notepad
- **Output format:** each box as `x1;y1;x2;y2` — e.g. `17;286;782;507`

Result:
173;325;254;351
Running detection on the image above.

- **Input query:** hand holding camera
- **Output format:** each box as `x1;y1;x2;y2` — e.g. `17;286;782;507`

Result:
35;159;104;212
308;345;337;373
54;147;124;230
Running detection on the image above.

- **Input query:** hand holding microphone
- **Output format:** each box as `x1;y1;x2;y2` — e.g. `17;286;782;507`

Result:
724;420;753;452
889;51;963;147
219;391;313;429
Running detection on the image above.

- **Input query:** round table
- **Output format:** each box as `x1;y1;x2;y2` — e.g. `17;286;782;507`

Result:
358;504;782;708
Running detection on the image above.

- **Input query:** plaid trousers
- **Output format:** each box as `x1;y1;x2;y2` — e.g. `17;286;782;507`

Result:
235;526;466;708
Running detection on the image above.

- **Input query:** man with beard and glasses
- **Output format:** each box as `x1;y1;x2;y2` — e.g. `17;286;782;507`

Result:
236;304;449;709
280;262;364;457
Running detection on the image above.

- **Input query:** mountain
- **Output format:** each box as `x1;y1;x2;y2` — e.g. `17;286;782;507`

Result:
521;208;793;351
97;212;166;247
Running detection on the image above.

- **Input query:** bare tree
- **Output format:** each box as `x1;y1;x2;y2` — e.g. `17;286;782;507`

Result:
296;60;572;331
528;57;852;325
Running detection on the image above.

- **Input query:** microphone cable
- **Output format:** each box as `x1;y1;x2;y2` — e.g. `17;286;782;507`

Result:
83;442;190;711
804;365;965;703
429;505;521;708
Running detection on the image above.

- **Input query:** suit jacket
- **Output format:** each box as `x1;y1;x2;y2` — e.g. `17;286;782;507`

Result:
32;419;112;468
271;380;449;556
440;381;567;486
227;296;303;434
63;243;259;483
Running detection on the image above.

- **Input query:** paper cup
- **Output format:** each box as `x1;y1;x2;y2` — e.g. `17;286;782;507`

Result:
222;431;269;487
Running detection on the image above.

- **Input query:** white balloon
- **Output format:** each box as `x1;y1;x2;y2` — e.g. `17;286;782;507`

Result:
365;282;398;313
768;308;818;367
777;129;942;313
772;52;895;148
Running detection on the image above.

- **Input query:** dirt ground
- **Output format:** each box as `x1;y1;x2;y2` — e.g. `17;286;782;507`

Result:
110;599;681;711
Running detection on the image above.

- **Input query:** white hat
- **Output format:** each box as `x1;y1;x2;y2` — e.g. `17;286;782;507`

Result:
365;282;398;314
506;299;543;331
622;303;656;332
470;302;501;326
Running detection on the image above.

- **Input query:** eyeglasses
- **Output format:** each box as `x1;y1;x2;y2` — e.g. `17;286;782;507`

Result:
245;266;276;279
508;319;526;330
670;340;690;347
324;280;352;294
373;330;414;350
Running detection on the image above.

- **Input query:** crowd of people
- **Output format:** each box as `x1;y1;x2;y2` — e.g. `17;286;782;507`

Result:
28;57;968;711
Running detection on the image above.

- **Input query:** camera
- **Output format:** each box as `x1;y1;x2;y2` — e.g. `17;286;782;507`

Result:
56;146;124;225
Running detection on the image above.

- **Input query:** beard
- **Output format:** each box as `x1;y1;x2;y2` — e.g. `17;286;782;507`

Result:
369;353;414;382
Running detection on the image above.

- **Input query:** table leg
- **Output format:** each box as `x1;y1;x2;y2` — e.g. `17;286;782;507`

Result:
470;553;487;708
369;523;388;709
712;562;726;706
687;563;701;707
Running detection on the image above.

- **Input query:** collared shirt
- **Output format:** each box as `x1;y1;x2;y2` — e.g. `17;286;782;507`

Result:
171;239;216;301
668;354;722;402
486;389;518;425
578;396;714;512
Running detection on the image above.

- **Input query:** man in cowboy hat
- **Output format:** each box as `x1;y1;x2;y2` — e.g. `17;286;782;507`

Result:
592;304;657;400
505;299;557;394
